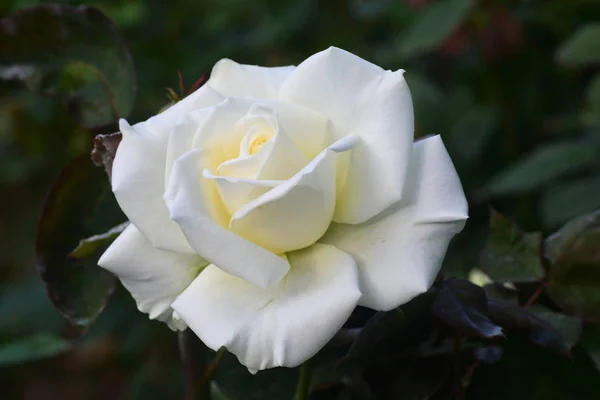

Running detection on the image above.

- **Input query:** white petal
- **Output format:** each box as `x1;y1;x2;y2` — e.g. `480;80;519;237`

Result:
112;120;194;254
281;47;414;224
140;85;224;138
189;98;332;169
217;105;309;181
207;58;294;99
320;135;468;311
172;243;361;370
229;146;337;254
165;148;290;288
204;170;282;216
98;224;206;329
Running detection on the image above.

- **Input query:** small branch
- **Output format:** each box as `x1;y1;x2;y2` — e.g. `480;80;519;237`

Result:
201;346;226;391
178;330;199;400
525;280;548;307
294;360;312;400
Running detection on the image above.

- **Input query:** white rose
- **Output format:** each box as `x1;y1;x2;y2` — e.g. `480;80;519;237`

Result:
99;47;468;371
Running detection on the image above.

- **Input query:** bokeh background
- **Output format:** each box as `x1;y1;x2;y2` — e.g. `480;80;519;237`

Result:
2;0;600;398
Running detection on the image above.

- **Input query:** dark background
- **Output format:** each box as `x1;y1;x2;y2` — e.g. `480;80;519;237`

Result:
2;0;600;398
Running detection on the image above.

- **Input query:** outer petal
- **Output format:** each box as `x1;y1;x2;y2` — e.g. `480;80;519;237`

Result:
165;149;290;288
172;243;362;371
111;85;223;253
280;47;414;224
112;120;193;253
98;224;206;329
139;85;224;138
207;58;295;99
229;146;337;254
320;135;468;311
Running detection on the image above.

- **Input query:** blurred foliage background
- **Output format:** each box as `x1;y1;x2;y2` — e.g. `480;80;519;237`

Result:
2;0;600;398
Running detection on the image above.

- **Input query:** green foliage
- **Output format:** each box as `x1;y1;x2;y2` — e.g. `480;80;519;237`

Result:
481;211;545;283
485;143;597;196
556;23;600;67
546;211;600;321
0;4;136;128
36;155;125;331
0;334;70;366
399;0;474;58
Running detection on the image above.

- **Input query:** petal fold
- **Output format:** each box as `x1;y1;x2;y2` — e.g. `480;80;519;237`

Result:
320;135;468;311
229;145;337;254
98;224;206;330
172;243;361;371
281;47;414;224
165;148;290;288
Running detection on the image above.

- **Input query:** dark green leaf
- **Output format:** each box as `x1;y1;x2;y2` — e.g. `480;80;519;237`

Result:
0;4;136;128
556;23;600;67
69;221;128;259
36;155;126;332
399;0;474;58
0;334;70;366
474;345;503;364
580;324;600;372
431;278;503;339
541;177;600;229
545;210;600;321
340;292;435;370
531;308;582;350
469;335;600;399
587;72;600;114
448;106;498;163
380;357;449;400
480;210;545;283
213;351;298;400
343;309;405;362
487;299;569;356
485;142;597;196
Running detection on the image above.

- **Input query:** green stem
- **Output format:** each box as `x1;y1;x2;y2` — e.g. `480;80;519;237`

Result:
178;330;199;400
294;360;312;400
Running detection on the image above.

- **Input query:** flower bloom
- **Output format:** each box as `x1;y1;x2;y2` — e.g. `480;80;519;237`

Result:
99;47;468;371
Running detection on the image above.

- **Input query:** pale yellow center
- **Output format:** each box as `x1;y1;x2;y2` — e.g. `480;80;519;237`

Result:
248;134;270;155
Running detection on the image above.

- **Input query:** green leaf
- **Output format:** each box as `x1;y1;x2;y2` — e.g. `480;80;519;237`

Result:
485;142;597;196
541;176;600;229
530;308;582;350
69;222;129;259
399;0;474;58
0;4;136;129
381;358;449;400
545;210;600;322
448;105;498;162
468;335;600;399
487;299;570;356
556;23;600;67
580;324;600;372
480;210;545;283
36;155;126;332
213;351;298;400
431;278;503;339
587;72;600;114
340;292;435;370
0;334;70;366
